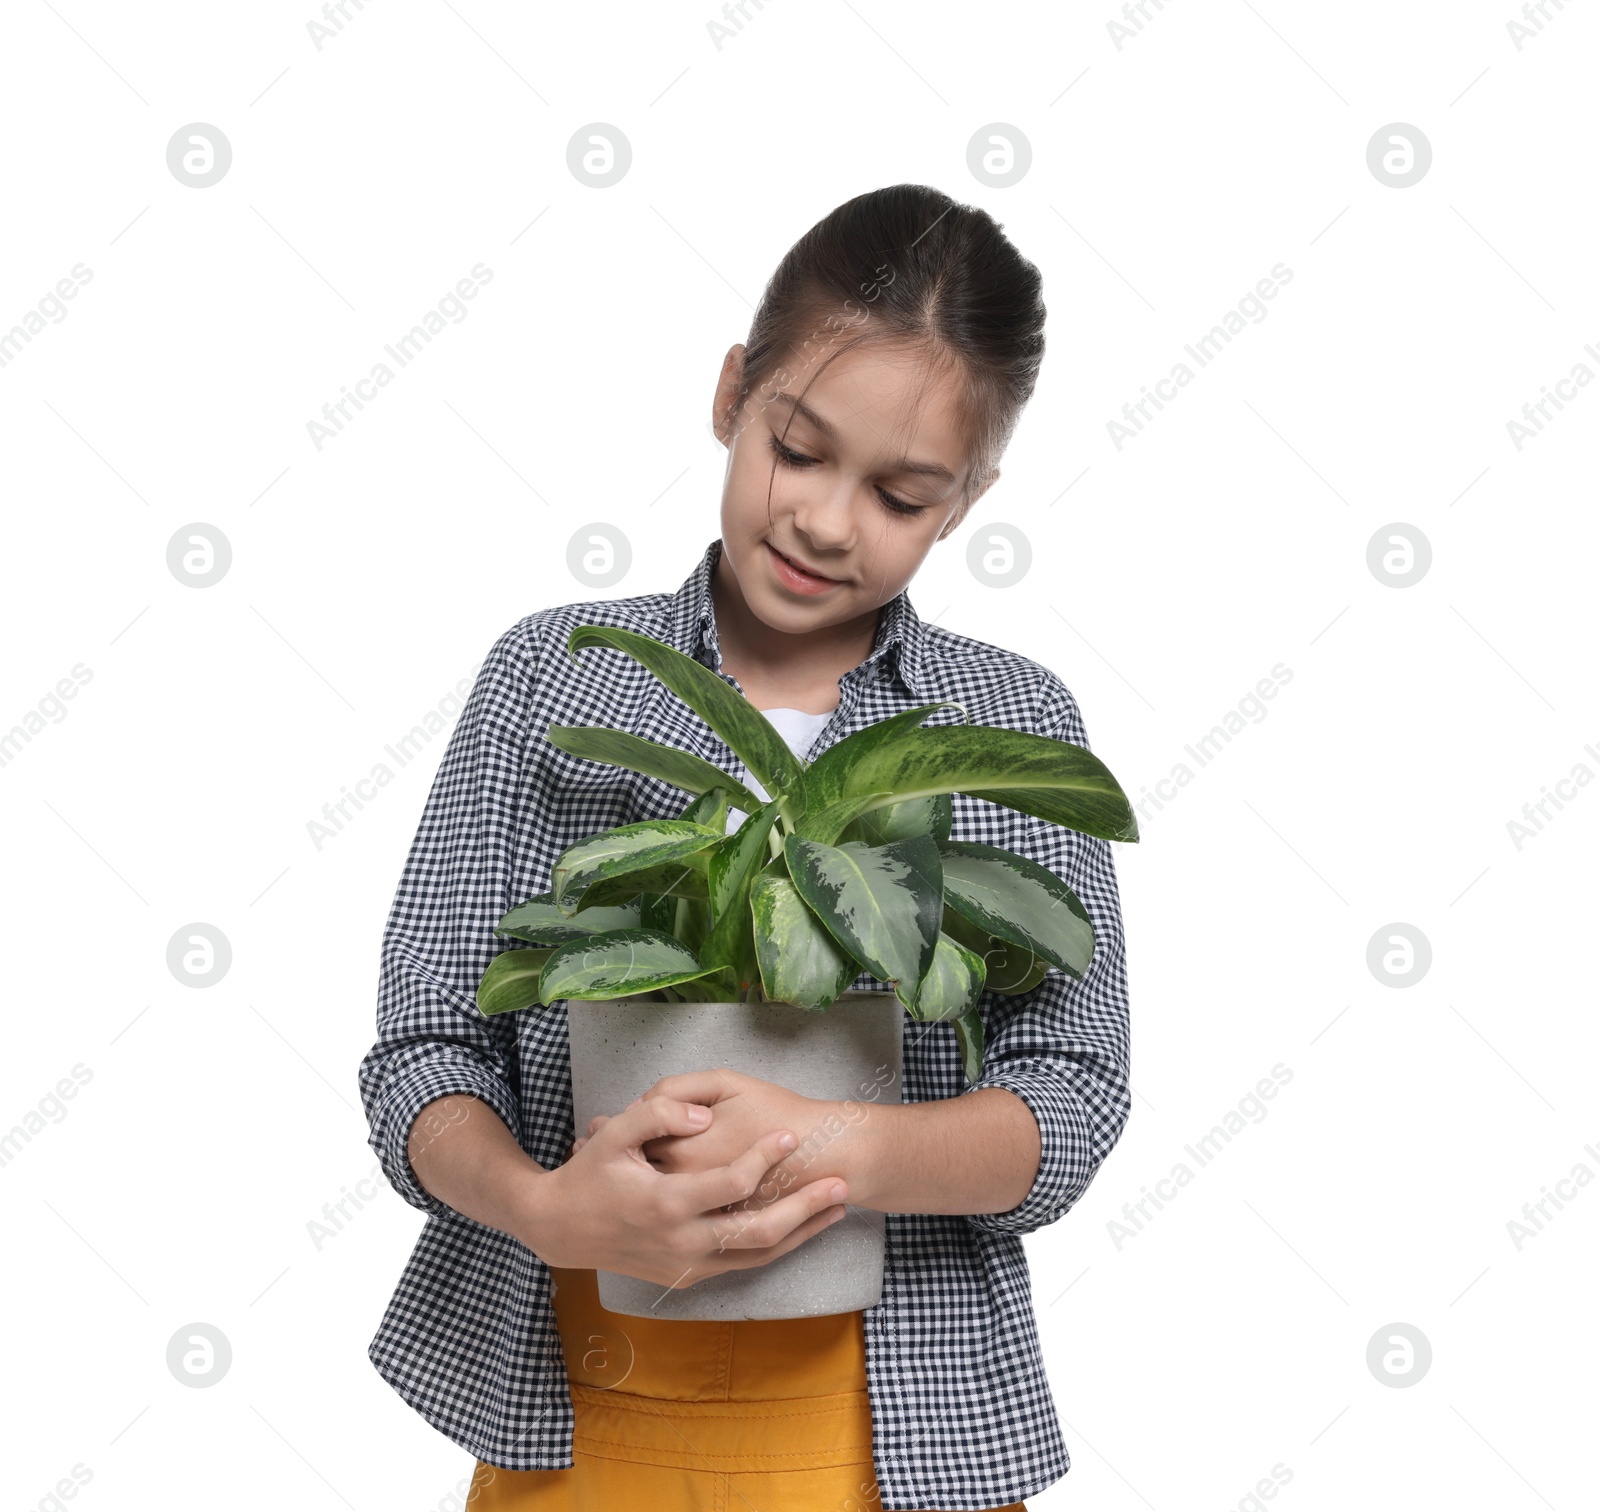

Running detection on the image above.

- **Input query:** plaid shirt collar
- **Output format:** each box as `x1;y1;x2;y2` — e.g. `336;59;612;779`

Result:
668;537;931;700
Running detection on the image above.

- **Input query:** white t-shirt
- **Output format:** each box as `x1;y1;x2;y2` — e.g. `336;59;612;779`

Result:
722;707;833;835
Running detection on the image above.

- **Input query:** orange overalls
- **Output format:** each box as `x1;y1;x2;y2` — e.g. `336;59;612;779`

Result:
466;1266;1026;1512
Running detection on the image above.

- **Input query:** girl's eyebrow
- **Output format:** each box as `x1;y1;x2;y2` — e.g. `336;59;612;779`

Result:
772;392;958;482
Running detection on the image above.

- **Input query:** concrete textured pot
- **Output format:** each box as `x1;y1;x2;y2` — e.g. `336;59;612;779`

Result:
567;990;903;1321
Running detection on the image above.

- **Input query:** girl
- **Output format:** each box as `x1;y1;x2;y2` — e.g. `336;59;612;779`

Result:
359;183;1132;1512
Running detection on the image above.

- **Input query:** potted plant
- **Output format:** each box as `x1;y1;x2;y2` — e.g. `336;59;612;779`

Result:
475;624;1139;1320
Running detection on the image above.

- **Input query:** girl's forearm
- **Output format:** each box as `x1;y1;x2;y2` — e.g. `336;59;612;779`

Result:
407;1094;549;1238
809;1087;1040;1215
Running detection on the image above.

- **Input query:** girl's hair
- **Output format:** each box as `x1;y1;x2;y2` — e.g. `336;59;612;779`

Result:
729;183;1046;515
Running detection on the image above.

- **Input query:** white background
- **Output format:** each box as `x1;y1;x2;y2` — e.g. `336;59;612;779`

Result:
2;2;1596;1508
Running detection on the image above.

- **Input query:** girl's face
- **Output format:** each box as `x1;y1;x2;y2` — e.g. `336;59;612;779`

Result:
712;339;995;636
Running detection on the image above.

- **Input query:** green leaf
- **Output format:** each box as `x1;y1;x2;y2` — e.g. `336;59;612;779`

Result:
934;896;1036;992
794;789;897;845
906;930;986;1019
675;894;712;956
784;832;942;994
670;961;741;1002
579;860;710;909
680;785;732;829
838;725;1140;844
551;819;724;912
709;800;782;917
494;893;640;945
567;625;807;821
982;943;1050;994
851;791;953;845
940;902;1049;995
802;701;969;813
952;1007;985;1083
939;900;993;954
638;891;677;933
971;783;1139;842
699;799;782;989
749;864;857;1010
938;841;1094;979
536;928;722;1003
547;725;768;819
477;947;555;1015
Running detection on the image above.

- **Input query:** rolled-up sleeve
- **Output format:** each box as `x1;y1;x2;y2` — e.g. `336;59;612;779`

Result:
966;672;1133;1237
358;621;540;1218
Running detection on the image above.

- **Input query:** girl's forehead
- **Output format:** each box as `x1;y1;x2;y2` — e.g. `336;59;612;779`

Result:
778;345;972;453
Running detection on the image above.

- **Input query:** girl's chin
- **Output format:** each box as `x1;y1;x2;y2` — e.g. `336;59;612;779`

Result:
746;579;856;629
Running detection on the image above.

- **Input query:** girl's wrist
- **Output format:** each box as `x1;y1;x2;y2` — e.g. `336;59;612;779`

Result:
840;1097;889;1209
779;1095;882;1210
508;1164;565;1257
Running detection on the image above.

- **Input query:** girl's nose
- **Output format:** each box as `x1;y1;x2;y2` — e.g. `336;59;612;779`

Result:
787;478;859;554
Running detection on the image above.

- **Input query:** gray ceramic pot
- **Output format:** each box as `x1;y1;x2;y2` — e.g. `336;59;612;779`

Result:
566;990;904;1320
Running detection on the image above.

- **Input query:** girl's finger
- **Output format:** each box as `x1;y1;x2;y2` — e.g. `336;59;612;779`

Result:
599;1093;715;1150
707;1176;849;1252
648;1070;737;1108
676;1127;798;1215
712;1201;850;1271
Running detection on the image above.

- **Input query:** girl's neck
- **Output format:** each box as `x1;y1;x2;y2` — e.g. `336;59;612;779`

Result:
710;551;878;714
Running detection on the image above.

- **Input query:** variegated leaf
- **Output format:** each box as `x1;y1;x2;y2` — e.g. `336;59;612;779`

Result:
551;819;724;912
536;928;720;1003
495;893;640;945
749;864;856;1010
938;841;1093;979
784;832;942;992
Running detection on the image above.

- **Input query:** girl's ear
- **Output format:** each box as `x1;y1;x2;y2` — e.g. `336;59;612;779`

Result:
712;343;747;446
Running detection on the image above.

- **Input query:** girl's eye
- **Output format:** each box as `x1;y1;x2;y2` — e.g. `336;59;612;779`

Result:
767;433;931;518
769;434;819;470
875;486;927;517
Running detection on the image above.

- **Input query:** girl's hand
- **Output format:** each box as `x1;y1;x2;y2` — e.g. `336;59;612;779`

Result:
580;1070;854;1211
528;1093;848;1288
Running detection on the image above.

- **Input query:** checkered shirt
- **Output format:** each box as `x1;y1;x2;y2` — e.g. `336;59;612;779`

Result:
358;536;1132;1510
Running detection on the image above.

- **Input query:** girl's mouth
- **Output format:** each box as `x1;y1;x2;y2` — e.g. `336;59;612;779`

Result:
766;541;844;594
